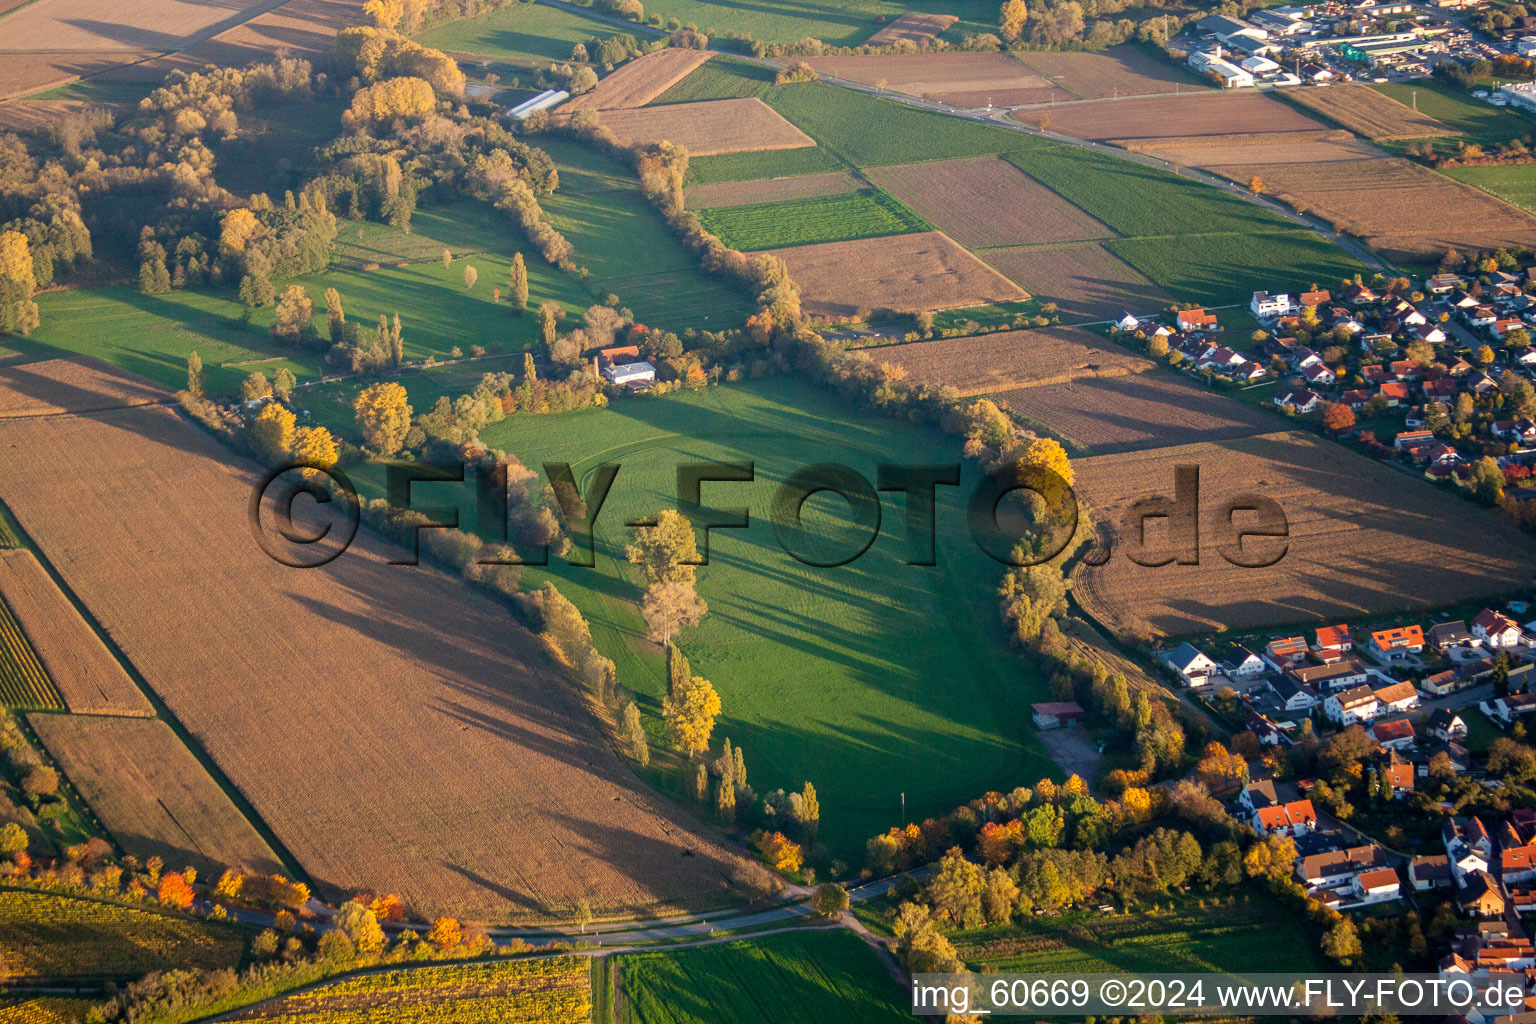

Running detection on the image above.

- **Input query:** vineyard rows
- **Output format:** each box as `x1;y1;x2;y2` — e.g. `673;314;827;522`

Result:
230;957;592;1023
0;890;245;982
0;595;63;709
0;997;94;1024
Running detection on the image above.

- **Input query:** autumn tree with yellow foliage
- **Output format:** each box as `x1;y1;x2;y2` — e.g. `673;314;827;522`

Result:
353;381;413;455
661;644;720;757
346;76;436;125
0;230;40;336
249;404;296;463
291;425;338;475
999;0;1030;41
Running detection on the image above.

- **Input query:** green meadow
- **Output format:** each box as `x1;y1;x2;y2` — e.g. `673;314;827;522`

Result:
319;377;1056;854
1446;164;1536;215
1372;80;1536;145
535;137;759;331
618;929;909;1023
419;1;649;68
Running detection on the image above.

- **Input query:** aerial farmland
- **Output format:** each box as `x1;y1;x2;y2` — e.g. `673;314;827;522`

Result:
2;0;1536;1017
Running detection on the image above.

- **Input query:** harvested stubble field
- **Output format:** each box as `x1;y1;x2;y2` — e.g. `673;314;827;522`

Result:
864;11;957;46
1122;130;1380;167
0;0;278;52
586;98;815;156
864;156;1112;249
1286;82;1457;141
977;242;1170;321
0;551;150;716
1013;45;1207;100
0;889;245;982
1203;156;1536;260
0;361;756;920
685;170;862;208
870;326;1155;396
0;51;157;101
562;48;715;111
990;372;1272;454
227;956;591;1023
1071;430;1536;638
0;358;165;418
118;0;366;81
767;230;1027;316
31;714;285;877
802;52;1066;107
1031;91;1327;140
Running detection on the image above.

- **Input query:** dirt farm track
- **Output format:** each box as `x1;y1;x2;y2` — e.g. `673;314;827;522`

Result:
0;360;756;921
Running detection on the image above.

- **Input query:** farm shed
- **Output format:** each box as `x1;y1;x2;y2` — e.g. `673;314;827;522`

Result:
1031;701;1086;729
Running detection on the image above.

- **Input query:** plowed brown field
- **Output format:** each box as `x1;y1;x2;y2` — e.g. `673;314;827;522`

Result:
30;714;285;878
1071;430;1536;637
992;372;1272;453
865;12;957;45
584;97;814;155
1014;46;1208;100
978;242;1170;320
767;231;1028;316
864;156;1111;248
871;326;1155;395
1204;156;1536;260
0;551;151;716
1287;83;1457;141
0;358;166;418
1031;91;1327;140
1124;130;1379;167
0;360;755;921
803;52;1066;107
562;48;714;111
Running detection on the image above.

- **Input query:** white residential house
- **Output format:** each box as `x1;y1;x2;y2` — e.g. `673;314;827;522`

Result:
1302;362;1337;387
1472;608;1523;648
1444;817;1494;884
1275;389;1320;413
1324;685;1380;726
1484;694;1536;725
1372;681;1420;714
1225;645;1267;677
1350;867;1402;905
1251;799;1318;838
1251;291;1292;319
1163;643;1220;686
1116;313;1141;331
601;361;657;387
1268;675;1320;712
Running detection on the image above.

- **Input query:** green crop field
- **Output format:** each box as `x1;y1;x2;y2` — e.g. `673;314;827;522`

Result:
238;956;591;1023
618;930;909;1023
618;0;997;45
1107;230;1366;308
419;1;641;67
1372;80;1536;144
0;504;20;549
1446;164;1536;215
307;377;1056;852
1004;147;1296;240
0;889;247;982
952;893;1327;975
686;145;847;186
535;137;758;331
659;59;1364;306
698;189;930;250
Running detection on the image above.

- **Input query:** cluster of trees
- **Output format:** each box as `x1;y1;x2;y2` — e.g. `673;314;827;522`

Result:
362;0;528;36
335;25;466;101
